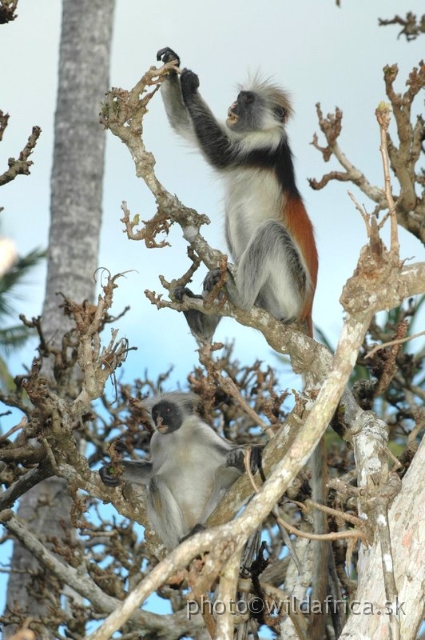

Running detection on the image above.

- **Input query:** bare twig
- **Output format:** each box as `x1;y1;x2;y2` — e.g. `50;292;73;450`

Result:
0;0;18;24
0;510;196;635
366;328;424;359
311;62;425;243
198;344;272;437
379;12;425;41
0;125;41;186
348;190;383;258
376;102;400;255
0;416;27;444
309;104;385;206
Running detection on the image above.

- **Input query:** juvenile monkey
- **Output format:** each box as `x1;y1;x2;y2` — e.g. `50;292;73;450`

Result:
157;47;318;339
99;392;261;550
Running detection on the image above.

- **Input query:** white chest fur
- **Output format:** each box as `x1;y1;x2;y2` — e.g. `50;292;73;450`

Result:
224;167;285;260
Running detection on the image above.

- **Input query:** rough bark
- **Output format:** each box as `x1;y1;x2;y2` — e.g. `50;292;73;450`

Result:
341;436;425;639
43;0;115;340
4;1;115;637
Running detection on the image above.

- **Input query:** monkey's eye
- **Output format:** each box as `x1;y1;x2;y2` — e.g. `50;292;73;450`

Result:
238;91;255;106
274;106;286;121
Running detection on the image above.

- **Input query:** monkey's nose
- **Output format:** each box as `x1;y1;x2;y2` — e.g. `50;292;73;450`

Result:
228;102;238;116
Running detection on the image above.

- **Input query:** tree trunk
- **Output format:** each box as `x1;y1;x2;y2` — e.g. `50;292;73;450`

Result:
44;0;115;336
4;1;115;637
341;436;425;639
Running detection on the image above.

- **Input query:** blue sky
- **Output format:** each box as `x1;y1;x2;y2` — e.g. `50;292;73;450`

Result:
1;0;424;399
1;0;424;616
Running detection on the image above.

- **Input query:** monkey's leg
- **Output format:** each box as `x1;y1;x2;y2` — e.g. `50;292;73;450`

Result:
174;284;221;341
234;219;306;321
147;475;186;550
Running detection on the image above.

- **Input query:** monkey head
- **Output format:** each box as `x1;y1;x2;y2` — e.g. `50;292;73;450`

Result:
226;78;293;133
148;392;200;435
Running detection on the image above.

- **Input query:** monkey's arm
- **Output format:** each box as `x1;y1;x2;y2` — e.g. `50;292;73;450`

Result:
99;459;153;487
225;445;263;475
179;70;234;169
157;47;194;140
198;444;263;524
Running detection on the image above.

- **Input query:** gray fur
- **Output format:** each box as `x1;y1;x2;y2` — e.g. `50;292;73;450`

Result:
159;51;310;338
160;72;196;141
100;392;255;550
235;219;306;319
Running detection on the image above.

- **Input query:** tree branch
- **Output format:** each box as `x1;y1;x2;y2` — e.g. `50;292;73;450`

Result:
0;124;41;187
0;510;202;639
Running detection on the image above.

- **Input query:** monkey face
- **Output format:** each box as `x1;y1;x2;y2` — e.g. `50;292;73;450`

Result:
151;400;183;434
226;90;262;132
226;83;292;133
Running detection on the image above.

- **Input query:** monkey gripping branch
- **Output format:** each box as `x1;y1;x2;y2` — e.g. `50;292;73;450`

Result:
1;54;424;640
85;54;425;640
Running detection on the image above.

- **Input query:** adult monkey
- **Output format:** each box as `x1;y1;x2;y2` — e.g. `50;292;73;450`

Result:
157;46;318;340
155;49;339;639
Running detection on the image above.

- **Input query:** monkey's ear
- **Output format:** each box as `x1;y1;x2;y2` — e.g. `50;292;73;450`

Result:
274;106;286;122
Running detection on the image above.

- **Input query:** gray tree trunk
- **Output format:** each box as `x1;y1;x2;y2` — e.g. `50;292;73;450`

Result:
4;1;115;637
44;0;115;337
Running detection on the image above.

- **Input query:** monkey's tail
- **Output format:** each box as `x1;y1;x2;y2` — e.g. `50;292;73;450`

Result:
309;441;329;640
236;530;262;640
308;439;344;639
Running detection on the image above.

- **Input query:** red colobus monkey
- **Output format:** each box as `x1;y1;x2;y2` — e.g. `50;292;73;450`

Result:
99;392;262;550
157;47;318;338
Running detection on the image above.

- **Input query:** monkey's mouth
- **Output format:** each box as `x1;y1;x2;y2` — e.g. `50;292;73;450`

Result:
156;423;168;434
226;108;239;127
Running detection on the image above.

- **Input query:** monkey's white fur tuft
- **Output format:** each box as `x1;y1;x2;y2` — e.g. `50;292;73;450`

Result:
239;73;294;122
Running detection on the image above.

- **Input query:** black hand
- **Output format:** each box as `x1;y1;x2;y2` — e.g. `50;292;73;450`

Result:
226;448;245;471
226;445;263;474
250;445;263;475
180;69;200;105
203;269;220;294
173;285;200;302
156;47;180;67
173;286;211;339
99;465;120;487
